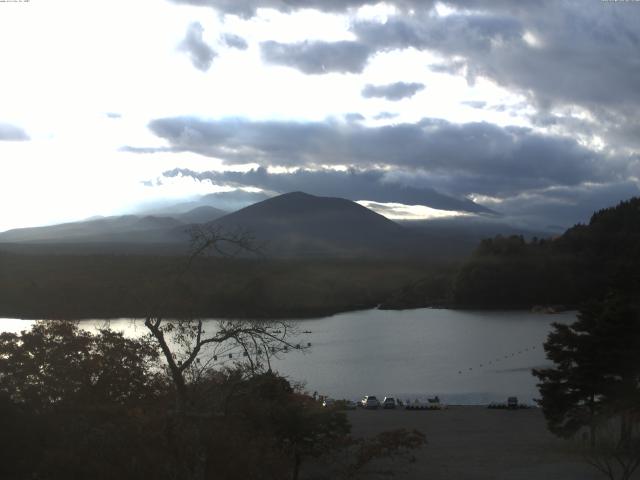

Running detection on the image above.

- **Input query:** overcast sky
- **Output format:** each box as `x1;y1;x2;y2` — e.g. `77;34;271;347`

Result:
1;0;639;231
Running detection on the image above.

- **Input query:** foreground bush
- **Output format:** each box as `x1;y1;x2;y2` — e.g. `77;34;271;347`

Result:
0;321;425;480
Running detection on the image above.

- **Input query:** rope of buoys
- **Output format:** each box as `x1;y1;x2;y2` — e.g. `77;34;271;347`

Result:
456;344;543;375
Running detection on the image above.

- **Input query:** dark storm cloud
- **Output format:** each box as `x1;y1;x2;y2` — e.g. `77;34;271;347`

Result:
260;40;371;74
147;116;611;197
162;166;492;213
353;12;524;59
169;2;640;147
180;22;217;71
486;181;640;229
352;3;640;149
167;0;436;18
0;123;29;141
257;10;521;77
221;33;248;50
180;2;640;150
361;82;425;101
163;166;640;229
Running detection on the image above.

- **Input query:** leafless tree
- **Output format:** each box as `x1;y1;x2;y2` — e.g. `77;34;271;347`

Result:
144;316;304;412
138;224;310;480
143;224;306;412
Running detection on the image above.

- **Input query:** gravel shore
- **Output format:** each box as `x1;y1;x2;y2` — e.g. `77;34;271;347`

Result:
344;406;614;480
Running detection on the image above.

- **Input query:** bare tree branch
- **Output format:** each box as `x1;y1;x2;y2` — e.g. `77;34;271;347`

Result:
142;225;305;414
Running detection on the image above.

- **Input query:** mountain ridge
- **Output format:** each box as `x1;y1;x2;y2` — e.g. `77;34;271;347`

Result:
0;191;535;259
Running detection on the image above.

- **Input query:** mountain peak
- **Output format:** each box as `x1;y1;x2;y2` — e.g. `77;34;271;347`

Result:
210;191;414;257
279;191;313;198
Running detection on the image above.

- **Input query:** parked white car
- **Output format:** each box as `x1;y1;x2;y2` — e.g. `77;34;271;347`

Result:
360;395;380;409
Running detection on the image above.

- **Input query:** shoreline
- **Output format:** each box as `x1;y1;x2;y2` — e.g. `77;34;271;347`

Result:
0;304;577;322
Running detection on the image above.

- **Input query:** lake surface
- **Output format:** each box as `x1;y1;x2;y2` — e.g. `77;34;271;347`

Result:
1;308;575;405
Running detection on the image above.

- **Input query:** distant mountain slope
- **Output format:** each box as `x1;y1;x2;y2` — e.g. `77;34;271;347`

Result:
0;204;230;245
208;191;420;257
138;191;269;217
174;206;226;224
0;215;186;244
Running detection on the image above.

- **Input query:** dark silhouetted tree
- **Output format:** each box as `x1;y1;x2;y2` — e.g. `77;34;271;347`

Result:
0;321;168;480
534;293;640;479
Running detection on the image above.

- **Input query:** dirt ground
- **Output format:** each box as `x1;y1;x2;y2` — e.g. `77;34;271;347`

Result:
342;406;625;480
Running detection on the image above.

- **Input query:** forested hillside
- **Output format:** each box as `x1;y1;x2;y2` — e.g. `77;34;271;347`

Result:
452;198;640;308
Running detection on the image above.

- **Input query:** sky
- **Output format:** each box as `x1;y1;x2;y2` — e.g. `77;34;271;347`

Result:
1;0;639;232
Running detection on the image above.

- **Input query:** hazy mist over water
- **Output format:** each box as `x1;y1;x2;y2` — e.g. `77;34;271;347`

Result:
2;309;574;405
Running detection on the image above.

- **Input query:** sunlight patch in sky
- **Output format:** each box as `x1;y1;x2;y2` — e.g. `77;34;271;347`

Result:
358;201;472;220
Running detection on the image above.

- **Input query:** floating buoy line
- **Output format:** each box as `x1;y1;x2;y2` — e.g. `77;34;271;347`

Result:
457;344;539;374
189;327;541;377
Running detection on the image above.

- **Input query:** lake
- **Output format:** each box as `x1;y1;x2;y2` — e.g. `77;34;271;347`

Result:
1;308;574;405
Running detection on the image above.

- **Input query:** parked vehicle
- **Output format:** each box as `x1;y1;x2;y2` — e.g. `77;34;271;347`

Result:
427;396;442;409
360;395;380;409
382;396;397;409
406;399;428;410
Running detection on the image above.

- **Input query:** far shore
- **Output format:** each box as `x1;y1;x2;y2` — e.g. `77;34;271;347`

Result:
0;304;577;323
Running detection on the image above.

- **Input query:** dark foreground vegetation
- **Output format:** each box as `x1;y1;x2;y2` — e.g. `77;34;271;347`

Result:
0;321;425;480
534;291;640;480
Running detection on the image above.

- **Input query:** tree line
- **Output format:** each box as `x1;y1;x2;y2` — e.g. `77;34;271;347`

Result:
453;197;640;308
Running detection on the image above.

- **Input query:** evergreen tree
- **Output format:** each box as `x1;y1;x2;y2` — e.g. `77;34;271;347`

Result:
534;293;640;444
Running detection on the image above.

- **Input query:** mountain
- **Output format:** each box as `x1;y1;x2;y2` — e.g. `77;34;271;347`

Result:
0;204;230;245
174;206;226;224
0;192;521;259
205;191;420;258
0;214;185;244
0;192;421;257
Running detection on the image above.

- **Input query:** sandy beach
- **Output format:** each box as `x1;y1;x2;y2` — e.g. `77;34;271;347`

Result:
344;406;620;480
